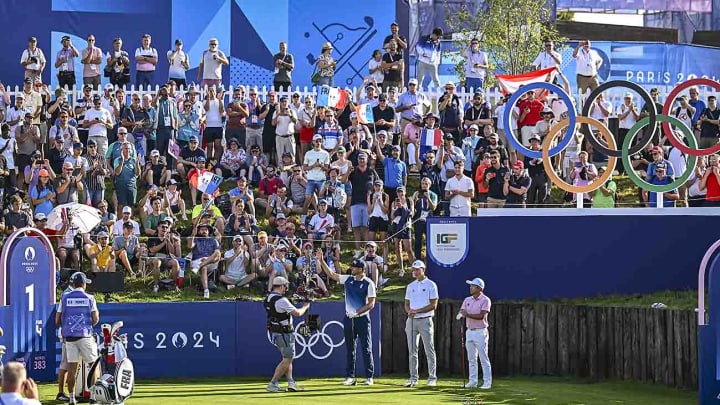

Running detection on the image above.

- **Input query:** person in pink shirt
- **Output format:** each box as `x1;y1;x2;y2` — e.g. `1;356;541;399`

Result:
460;277;492;389
402;117;422;171
135;34;158;88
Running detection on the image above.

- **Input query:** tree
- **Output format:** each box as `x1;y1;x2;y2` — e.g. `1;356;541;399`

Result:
444;0;565;89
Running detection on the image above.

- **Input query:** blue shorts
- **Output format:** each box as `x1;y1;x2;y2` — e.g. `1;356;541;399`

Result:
305;180;324;197
271;332;295;359
350;204;369;228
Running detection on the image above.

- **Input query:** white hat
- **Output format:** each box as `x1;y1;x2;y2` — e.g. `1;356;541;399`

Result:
122;206;132;214
408;78;418;85
272;276;290;286
466;277;485;289
104;83;114;91
411;260;425;269
624;92;634;99
312;134;323;141
444;81;456;88
150;149;160;157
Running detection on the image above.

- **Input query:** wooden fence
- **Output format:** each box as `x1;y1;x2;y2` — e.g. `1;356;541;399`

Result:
380;302;698;389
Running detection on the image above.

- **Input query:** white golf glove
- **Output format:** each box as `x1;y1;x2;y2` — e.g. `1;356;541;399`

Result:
347;311;358;319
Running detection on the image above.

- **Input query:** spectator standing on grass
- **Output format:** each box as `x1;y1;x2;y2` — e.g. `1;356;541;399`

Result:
317;255;377;387
198;38;229;89
687;156;708;207
460;277;492;390
505;161;531;209
411;177;437;260
403;260;439;388
592;167;616;208
483;151;509;208
188;224;221;300
415;28;443;89
445;160;474;216
167;39;189;88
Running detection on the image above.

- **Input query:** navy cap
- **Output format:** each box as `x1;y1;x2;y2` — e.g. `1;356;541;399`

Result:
70;271;92;285
189;135;199;142
351;258;365;269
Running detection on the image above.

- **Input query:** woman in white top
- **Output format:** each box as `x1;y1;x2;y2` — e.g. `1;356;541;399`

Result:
166;39;189;88
687;156;707;207
164;180;188;220
331;146;353;231
367;179;390;261
203;86;226;163
368;50;384;86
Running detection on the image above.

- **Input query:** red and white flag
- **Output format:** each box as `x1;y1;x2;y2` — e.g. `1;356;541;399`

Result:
420;128;443;147
317;85;348;109
494;67;557;95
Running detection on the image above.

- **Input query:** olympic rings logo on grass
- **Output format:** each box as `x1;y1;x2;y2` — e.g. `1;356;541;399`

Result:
266;320;345;360
501;79;708;194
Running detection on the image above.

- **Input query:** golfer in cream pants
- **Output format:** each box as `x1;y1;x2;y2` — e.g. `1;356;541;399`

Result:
404;261;439;387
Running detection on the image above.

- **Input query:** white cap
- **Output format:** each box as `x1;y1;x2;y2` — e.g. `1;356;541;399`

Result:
272;276;290;286
466;277;485;289
408;78;418;85
122;206;132;214
150;149;160;157
104;83;114;91
312;134;323;141
411;260;425;269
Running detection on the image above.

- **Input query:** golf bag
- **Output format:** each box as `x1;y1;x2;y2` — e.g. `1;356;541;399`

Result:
76;321;135;404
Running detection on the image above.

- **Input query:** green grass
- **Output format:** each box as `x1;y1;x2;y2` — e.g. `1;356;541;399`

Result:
38;376;695;404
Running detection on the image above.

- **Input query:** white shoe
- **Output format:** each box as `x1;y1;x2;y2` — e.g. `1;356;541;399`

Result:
203;289;210;299
341;378;357;386
153;284;159;293
480;382;492;390
463;382;477;389
226;284;236;290
364;378;374;385
427;379;437;387
403;380;417;387
287;381;305;392
266;383;283;392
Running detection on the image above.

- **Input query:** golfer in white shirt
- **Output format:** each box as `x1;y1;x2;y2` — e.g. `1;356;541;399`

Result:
403;260;439;387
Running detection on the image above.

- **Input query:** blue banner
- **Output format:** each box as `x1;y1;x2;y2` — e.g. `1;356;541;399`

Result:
427;211;720;301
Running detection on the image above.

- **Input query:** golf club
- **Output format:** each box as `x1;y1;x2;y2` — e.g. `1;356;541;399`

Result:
458;310;468;388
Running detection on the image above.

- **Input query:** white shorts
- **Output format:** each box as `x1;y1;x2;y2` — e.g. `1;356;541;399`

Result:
65;337;98;363
191;259;218;274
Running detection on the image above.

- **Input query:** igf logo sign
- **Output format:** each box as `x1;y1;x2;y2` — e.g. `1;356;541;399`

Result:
436;234;458;244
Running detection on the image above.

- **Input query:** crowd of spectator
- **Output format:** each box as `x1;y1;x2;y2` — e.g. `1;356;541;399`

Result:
2;24;719;300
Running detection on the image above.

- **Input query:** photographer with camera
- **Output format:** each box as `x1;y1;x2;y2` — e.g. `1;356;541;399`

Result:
318;253;376;386
21;37;46;82
265;276;310;393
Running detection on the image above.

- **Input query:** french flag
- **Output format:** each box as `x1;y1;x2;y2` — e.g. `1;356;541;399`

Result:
317;85;348;109
495;67;557;95
420;128;442;147
355;103;375;124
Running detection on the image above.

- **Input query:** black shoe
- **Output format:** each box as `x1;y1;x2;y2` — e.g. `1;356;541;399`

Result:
56;392;70;402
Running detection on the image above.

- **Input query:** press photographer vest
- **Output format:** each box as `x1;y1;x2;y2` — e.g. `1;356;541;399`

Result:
264;293;292;333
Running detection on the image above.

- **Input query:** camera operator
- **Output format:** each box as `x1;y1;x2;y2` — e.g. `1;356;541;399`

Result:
317;254;376;386
265;276;310;393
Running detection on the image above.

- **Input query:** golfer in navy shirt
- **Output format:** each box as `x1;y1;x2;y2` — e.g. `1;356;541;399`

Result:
317;252;377;386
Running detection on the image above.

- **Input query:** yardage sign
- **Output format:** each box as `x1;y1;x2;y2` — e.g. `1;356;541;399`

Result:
0;229;57;381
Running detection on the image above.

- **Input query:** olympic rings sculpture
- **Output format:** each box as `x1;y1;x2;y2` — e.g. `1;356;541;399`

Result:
266;320;345;360
501;79;716;194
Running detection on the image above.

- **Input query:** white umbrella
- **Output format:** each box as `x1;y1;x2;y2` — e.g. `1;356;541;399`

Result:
47;203;102;234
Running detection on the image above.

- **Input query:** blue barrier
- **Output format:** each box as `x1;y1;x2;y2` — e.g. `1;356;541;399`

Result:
1;301;382;381
699;242;720;404
427;209;720;301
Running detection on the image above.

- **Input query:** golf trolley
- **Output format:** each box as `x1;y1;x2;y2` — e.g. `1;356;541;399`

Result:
76;321;135;404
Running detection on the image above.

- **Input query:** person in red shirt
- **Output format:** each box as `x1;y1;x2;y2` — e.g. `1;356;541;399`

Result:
474;153;491;208
700;154;720;206
255;165;284;211
518;90;544;147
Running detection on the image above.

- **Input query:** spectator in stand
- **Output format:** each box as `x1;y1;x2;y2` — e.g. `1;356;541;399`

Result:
411;177;437;259
191;193;226;237
445;160;474;216
616;93;640;174
84;139;110;207
29;168;55;216
87;231;115;272
462;124;482;177
464;92;493;138
303;134;330;212
532;39;563;71
147;217;182;293
688;86;706;136
226;199;257;246
381;40;404;91
648;162;679;207
273;96;298;164
700;154;720;207
474;153;491;207
266;184;293;227
402;114;422;172
518;90;544;147
228;176;256;215
162;179;187;221
197;38;228;89
260;91;279;162
112;206;140;236
0;361;42;404
142;149;169;188
245;88;264;151
15;114;40;188
524;135;547;208
167;39;189;88
120;93;148;154
226;87;248;146
591;167;616;208
113;142;140;209
135;34;158;88
220;235;256;290
505;161;531;208
368;50;384;89
376;144;407;202
397;79;430;133
106;128;136;172
384;22;408;53
106;38;131;88
316;42;336;86
273;42;295;91
113;219;146;275
391;186;413;275
55;161;82;205
252;231;274;282
464;39;489;91
21;36;46;81
255;165;283;212
571;151;598;206
361;241;387;289
177;137;206;203
188;223;221;299
296;243;329;294
2;194;32;235
83;95;114;158
56;212;81;269
308;199;335;243
56;35;79;89
95;200;116;233
698;95;720;149
143;196;168;236
687;157;707;207
178;99;200;148
348;153;373;256
49;111;77;157
216;138;247;180
438;82;463;144
483;151;510;208
266;245;294;293
297;96;316;159
367;179;390;260
572;40;602;95
320;167;347;226
415;27;443;89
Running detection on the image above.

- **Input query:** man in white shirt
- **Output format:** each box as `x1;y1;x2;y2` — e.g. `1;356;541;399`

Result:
616;92;640;174
532;39;562;71
272;96;298;164
20;37;46;82
572;40;602;96
303;134;330;211
403;260;439;388
112;206;141;236
0;361;41;404
463;38;489;91
167;39;190;88
220;235;255;289
83;95;114;157
445;160;474;216
198;38;229;89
